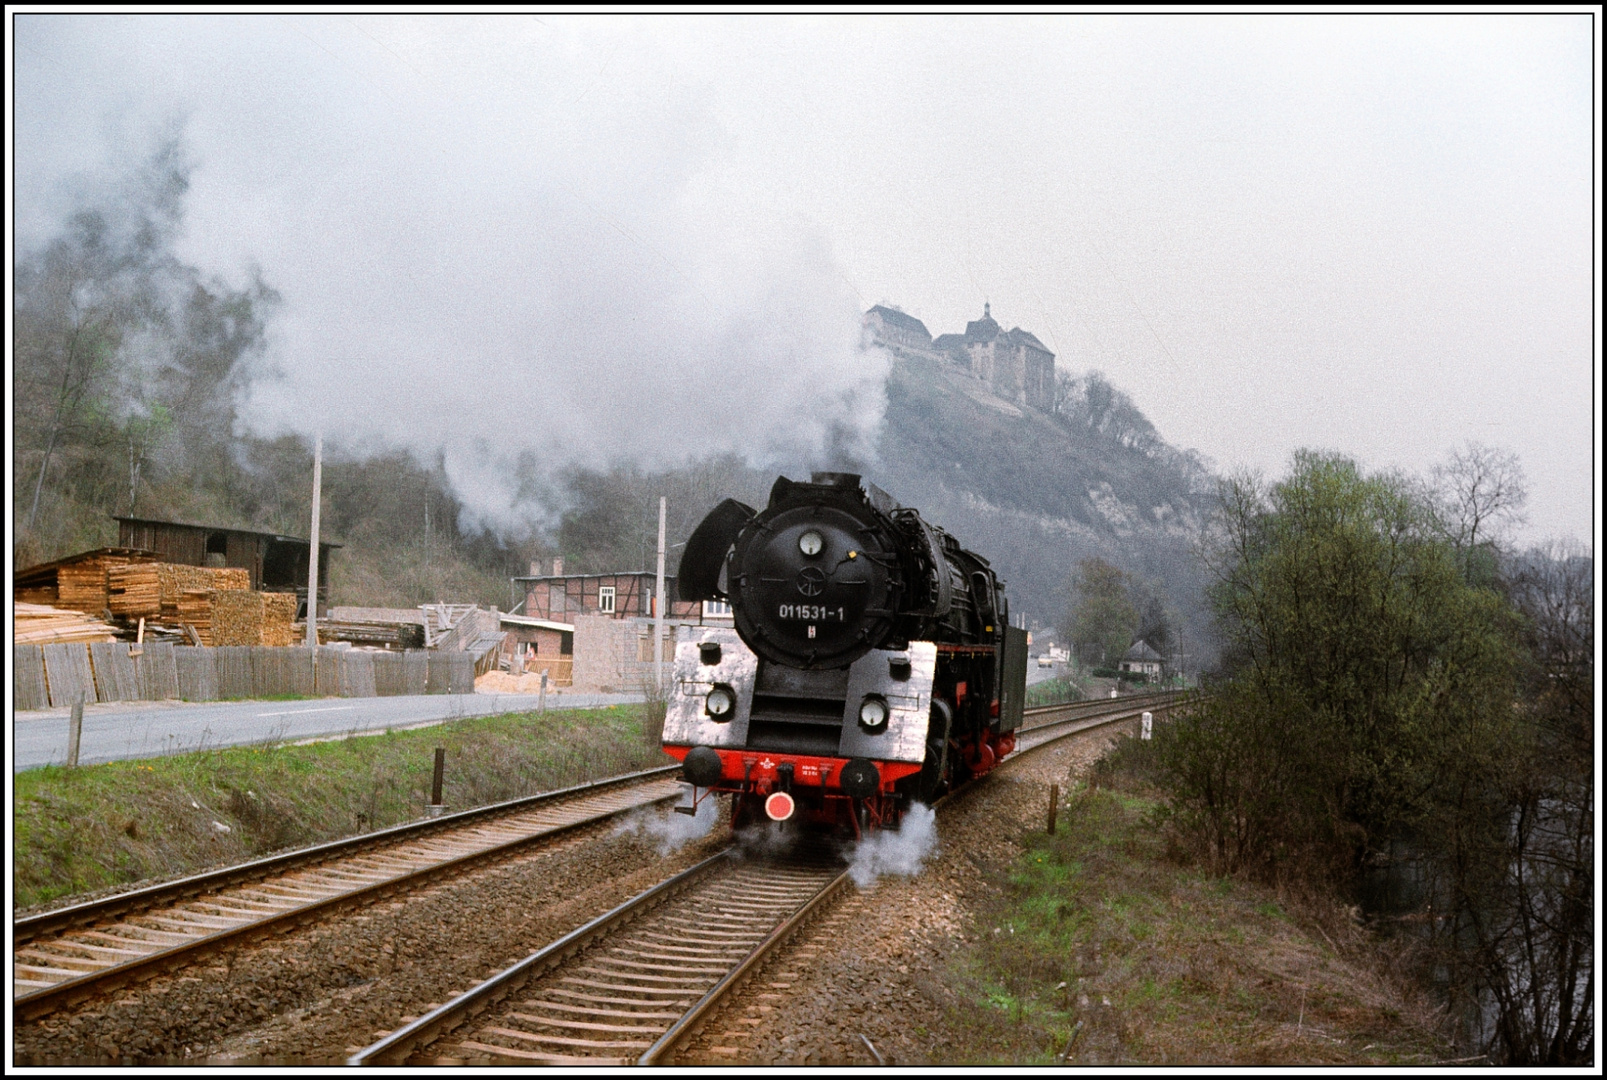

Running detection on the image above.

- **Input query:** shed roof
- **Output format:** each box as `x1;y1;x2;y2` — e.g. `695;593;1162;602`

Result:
114;515;343;548
500;613;574;633
15;547;161;587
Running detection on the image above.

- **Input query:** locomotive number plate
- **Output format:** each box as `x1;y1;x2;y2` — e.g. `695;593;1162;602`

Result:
777;604;847;621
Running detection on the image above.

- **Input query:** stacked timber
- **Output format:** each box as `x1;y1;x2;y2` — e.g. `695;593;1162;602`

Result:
262;593;300;646
13;603;119;645
57;551;158;614
106;565;163;616
14;548;160;612
212;590;300;646
108;563;250;619
176;589;216;645
316;619;427;650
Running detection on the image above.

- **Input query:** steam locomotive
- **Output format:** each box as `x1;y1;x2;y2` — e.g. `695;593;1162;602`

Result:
662;472;1028;835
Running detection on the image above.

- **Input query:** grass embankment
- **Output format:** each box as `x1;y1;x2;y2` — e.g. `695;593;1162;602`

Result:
13;705;669;912
946;762;1451;1065
1024;674;1085;707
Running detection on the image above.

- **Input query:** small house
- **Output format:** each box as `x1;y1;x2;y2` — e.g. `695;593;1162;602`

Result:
1119;639;1166;683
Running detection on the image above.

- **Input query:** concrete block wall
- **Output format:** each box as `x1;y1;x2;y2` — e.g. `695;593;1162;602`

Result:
571;615;690;693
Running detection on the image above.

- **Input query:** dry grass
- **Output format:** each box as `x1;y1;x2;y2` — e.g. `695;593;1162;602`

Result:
943;780;1456;1066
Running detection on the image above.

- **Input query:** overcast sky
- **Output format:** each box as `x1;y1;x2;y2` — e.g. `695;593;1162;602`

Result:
11;13;1598;543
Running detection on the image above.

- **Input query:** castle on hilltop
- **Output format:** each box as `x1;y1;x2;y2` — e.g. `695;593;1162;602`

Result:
863;303;1056;413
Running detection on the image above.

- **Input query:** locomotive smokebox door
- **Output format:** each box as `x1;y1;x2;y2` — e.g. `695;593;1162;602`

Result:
998;626;1029;732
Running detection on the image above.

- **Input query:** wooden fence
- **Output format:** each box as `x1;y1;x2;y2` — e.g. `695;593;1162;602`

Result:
13;643;475;710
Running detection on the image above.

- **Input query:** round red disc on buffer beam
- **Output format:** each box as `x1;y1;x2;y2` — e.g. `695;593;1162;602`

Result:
764;791;796;821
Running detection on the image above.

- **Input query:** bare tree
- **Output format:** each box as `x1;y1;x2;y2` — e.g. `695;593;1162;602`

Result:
1452;542;1594;1064
1432;442;1529;553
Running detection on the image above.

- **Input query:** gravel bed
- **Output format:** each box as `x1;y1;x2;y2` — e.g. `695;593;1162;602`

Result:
13;807;731;1065
673;723;1133;1066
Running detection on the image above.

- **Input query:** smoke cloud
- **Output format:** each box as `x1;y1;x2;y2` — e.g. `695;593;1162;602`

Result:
15;16;1591;544
614;784;720;855
15;18;886;535
845;802;939;887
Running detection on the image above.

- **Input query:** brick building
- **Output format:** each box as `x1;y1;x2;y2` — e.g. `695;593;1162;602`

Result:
514;558;701;623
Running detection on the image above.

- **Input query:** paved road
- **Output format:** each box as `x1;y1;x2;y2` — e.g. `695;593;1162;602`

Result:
1026;660;1067;687
11;692;644;772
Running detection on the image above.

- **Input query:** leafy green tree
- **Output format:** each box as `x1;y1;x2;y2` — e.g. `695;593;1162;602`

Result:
1130;579;1174;659
1167;451;1523;871
1060;557;1138;667
1151;449;1598;1063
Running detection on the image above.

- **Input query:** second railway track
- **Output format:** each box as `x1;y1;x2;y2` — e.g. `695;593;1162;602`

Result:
13;765;686;1022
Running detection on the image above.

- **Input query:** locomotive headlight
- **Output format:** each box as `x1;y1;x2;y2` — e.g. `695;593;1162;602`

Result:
705;685;736;719
798;530;824;556
858;695;889;732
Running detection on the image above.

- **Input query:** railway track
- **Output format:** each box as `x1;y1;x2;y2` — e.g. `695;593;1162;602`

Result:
350;690;1186;1066
12;765;685;1023
1016;690;1182;752
354;850;846;1066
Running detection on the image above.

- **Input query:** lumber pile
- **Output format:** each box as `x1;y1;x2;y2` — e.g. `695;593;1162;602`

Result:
108;563;250;619
176;589;216;645
55;551;161;614
317;619;427;650
13;602;119;645
15;585;59;606
262;593;300;646
212;589;300;647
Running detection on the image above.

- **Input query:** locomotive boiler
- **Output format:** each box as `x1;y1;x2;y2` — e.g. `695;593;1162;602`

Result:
661;472;1029;834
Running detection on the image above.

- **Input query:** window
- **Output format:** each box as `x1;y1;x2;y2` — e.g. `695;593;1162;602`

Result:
599;586;616;614
702;599;732;619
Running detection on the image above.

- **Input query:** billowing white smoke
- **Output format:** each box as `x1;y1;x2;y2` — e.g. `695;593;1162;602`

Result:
846;802;939;887
202;22;891;534
615;784;719;855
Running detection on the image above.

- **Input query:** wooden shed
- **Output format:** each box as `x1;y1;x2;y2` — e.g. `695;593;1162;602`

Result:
114;516;341;616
